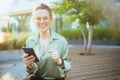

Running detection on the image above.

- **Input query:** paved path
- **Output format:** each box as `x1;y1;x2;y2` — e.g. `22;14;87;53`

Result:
66;52;120;80
0;59;27;80
0;45;120;80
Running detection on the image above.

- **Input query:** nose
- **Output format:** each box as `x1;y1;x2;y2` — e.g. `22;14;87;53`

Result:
40;18;44;23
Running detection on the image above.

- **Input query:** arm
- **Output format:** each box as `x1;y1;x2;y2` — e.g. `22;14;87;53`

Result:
48;39;71;72
23;38;39;74
61;40;71;72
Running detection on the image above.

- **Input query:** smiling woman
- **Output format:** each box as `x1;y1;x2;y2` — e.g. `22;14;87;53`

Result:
22;3;71;80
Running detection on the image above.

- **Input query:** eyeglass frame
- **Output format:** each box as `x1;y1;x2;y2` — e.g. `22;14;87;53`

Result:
32;16;51;22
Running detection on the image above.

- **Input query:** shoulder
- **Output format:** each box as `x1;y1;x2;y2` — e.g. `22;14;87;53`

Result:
54;32;68;44
26;32;39;44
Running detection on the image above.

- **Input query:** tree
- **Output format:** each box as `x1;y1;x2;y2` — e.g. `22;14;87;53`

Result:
52;0;106;55
103;0;120;34
15;15;30;32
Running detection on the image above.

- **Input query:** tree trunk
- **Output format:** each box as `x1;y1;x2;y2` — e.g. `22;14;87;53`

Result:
79;24;87;53
74;18;87;54
86;25;93;55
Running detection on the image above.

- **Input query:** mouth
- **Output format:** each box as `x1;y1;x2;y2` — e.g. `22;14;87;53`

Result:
40;26;46;29
36;23;48;31
37;25;47;30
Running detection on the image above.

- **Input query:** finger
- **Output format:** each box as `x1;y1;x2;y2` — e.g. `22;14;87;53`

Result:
47;50;54;53
22;53;29;58
24;55;34;62
25;57;35;65
25;57;35;64
23;55;34;62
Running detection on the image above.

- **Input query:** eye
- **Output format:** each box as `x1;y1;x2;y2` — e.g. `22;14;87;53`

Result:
43;17;49;20
36;17;41;21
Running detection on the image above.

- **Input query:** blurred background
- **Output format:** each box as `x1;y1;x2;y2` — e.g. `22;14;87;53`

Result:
0;0;120;50
0;0;120;80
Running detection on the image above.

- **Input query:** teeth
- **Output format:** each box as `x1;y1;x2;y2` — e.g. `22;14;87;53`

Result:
41;26;45;28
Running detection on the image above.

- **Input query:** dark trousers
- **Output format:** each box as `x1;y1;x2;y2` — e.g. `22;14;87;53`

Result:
28;74;65;80
37;76;65;80
37;78;64;80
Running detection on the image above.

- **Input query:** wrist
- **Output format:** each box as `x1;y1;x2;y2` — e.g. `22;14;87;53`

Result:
57;58;62;66
57;58;64;69
27;63;33;70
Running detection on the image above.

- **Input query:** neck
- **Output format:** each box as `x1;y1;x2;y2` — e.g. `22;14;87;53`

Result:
40;29;50;39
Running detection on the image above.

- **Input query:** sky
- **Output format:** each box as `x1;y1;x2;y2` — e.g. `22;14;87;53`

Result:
0;0;13;16
0;0;57;16
0;0;58;31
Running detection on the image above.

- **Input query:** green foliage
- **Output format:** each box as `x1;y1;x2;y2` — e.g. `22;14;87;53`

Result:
52;0;106;25
59;27;119;40
93;27;104;40
93;27;119;40
59;28;83;40
0;32;32;50
59;29;73;40
72;28;82;40
103;27;119;40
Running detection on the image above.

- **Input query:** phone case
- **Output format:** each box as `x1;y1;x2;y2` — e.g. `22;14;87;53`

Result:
22;48;39;62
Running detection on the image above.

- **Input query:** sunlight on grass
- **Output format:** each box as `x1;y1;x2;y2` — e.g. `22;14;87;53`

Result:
0;32;32;50
0;31;4;43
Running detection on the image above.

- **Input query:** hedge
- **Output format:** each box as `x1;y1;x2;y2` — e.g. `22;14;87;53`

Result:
59;27;119;40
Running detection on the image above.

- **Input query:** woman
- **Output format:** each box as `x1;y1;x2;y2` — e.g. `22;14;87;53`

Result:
22;3;71;80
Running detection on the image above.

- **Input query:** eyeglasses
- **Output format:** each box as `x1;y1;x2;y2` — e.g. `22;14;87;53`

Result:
33;16;50;22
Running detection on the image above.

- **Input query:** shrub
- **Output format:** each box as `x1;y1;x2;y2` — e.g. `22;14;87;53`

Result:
0;32;32;50
93;27;119;40
103;27;119;40
59;27;119;40
59;29;73;40
93;27;105;40
71;28;82;40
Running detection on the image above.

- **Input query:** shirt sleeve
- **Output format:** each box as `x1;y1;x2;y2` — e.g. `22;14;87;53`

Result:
57;39;71;77
25;37;39;74
26;63;38;74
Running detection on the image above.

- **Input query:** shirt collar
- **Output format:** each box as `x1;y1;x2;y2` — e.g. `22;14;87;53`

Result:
49;28;58;43
34;27;58;43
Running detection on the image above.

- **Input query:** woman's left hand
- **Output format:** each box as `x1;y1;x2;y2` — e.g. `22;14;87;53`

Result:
48;50;62;65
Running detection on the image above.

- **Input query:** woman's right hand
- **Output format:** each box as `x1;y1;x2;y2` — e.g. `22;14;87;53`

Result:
22;54;35;69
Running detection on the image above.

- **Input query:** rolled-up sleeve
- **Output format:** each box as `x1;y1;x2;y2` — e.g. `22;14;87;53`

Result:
57;39;71;77
26;63;38;74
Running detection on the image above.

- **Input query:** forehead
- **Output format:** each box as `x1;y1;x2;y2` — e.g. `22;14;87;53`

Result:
33;9;50;17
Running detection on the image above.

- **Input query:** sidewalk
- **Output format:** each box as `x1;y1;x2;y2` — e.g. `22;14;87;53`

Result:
0;59;27;80
0;45;120;80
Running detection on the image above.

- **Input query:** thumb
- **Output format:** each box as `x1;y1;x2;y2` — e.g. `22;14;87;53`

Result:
47;50;53;53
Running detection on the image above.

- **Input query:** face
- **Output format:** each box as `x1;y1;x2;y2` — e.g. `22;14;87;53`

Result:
32;9;52;32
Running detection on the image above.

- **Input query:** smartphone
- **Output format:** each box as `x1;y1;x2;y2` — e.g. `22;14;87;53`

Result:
22;47;39;62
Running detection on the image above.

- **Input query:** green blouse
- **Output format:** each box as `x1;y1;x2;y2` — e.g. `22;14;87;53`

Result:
25;29;71;79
